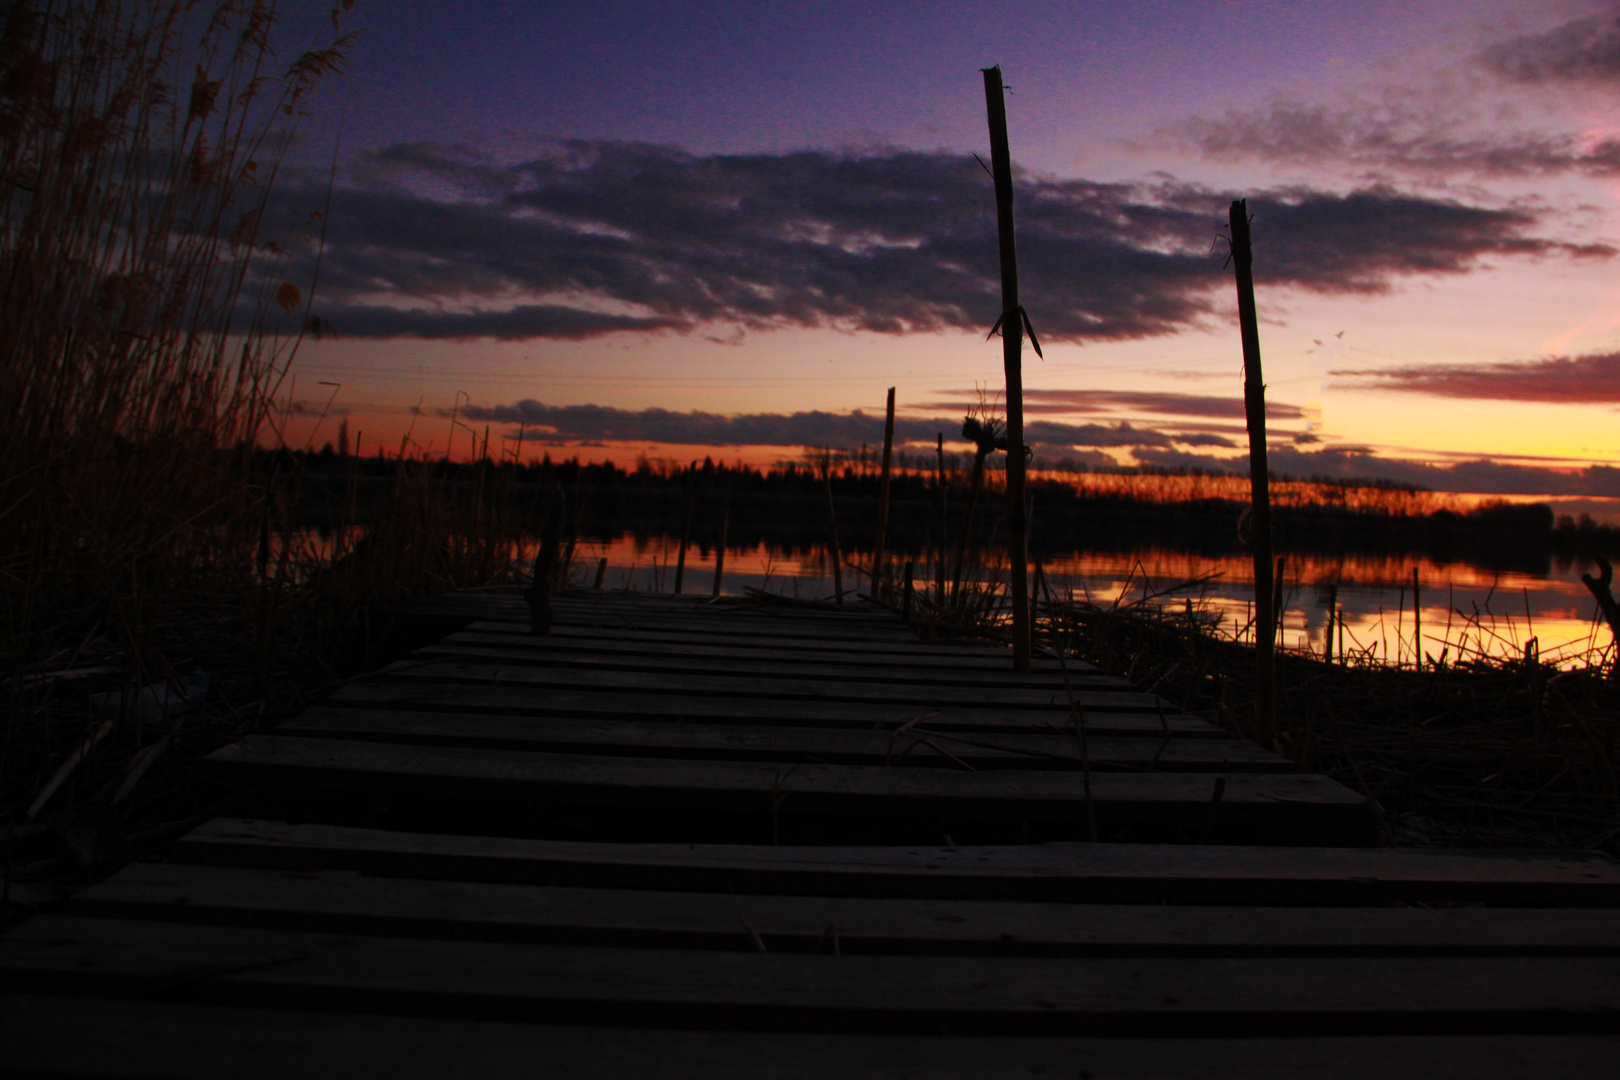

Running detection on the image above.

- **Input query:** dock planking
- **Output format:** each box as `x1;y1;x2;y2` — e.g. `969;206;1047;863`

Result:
170;818;1620;907
279;707;1293;771
205;735;1370;845
416;638;1113;690
449;624;1099;670
8;588;1620;1075
371;658;1148;710
11;914;1620;1036
7;999;1619;1080
69;863;1620;957
329;679;1215;731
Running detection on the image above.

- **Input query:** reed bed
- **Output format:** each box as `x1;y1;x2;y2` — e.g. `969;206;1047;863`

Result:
0;2;540;896
983;574;1620;853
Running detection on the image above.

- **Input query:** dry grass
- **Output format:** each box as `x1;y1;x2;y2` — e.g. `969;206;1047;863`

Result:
1036;586;1620;853
0;1;463;887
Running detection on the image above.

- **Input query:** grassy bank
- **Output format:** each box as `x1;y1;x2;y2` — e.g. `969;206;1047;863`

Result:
1027;586;1620;854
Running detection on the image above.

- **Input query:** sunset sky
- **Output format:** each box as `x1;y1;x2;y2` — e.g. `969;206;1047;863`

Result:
274;0;1620;504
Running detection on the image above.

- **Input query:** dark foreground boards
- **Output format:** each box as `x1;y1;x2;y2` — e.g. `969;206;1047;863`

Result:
6;591;1620;1076
5;998;1617;1080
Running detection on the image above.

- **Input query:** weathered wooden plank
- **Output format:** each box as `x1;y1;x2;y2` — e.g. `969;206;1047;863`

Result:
9;997;1618;1080
468;621;1072;665
73;863;1620;957
172;820;1620;907
277;708;1290;772
10;916;1620;1035
547;603;921;637
204;736;1363;837
374;660;1156;711
329;681;1217;732
416;641;1100;690
550;593;902;620
382;599;927;648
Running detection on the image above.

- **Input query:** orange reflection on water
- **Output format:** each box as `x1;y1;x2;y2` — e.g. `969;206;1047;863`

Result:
573;533;1610;669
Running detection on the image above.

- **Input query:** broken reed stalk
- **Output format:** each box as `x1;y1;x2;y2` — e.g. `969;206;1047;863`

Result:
870;387;896;598
1041;575;1096;841
673;493;694;595
950;439;989;606
821;452;844;606
1229;199;1276;746
982;66;1032;672
712;498;730;599
1579;555;1620;668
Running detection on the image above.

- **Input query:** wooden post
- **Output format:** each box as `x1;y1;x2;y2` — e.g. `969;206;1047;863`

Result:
870;387;896;598
822;453;844;606
1274;555;1286;651
1412;567;1422;671
901;560;915;622
673;493;694;595
983;66;1031;672
935;433;947;603
1230;198;1275;745
1030;561;1046;641
1326;583;1337;665
526;485;564;636
711;499;730;599
593;557;608;590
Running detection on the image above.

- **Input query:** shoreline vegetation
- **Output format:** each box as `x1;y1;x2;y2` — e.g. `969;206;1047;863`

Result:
288;445;1619;574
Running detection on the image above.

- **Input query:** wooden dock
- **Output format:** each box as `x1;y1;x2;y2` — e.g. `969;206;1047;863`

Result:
7;591;1620;1077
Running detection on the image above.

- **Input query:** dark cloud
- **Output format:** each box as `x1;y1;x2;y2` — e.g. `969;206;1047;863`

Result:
282;140;1589;342
458;400;1226;452
924;388;1306;420
1133;445;1620;498
1163;99;1620;179
1332;351;1620;403
324;304;683;340
1482;13;1620;83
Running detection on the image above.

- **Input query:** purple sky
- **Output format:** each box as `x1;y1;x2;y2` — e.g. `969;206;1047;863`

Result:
278;0;1620;503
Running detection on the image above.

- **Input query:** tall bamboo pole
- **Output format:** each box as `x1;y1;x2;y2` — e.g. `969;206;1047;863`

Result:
982;66;1031;672
870;387;896;597
1230;199;1275;746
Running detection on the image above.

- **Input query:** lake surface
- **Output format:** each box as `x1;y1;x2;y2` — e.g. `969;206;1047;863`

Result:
569;533;1613;669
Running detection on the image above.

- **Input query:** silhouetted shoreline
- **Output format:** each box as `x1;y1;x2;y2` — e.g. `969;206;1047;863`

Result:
287;449;1617;577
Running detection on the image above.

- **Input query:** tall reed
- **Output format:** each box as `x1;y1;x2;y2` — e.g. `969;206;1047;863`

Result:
1;0;356;835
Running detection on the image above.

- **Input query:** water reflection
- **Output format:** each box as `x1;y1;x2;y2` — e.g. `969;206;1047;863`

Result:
569;533;1611;669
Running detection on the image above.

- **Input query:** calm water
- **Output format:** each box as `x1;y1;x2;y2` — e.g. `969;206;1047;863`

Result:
569;533;1613;669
